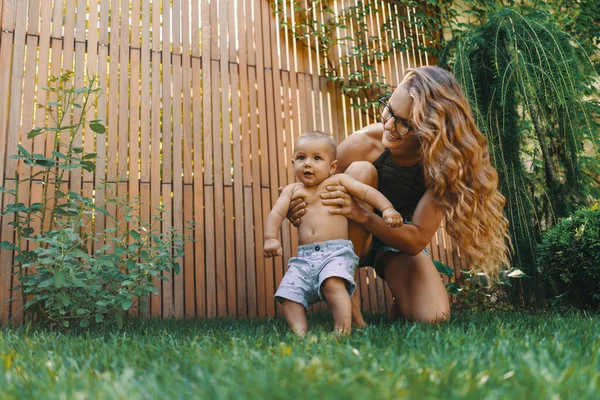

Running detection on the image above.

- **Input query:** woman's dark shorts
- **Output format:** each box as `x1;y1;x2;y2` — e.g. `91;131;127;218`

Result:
358;237;429;281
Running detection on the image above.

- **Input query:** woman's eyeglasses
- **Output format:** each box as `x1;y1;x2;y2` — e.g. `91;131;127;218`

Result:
378;98;412;136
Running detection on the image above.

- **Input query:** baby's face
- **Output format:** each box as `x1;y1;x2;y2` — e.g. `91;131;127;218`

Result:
292;138;337;187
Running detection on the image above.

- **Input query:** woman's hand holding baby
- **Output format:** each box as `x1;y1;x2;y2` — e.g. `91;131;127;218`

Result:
321;185;370;224
279;186;305;227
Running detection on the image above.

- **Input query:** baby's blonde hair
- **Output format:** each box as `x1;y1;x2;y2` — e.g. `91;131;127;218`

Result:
295;131;337;159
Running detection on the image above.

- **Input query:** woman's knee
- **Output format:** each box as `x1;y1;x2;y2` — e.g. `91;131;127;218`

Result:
344;161;378;187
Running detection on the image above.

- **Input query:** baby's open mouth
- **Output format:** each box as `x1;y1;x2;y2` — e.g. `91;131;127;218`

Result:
303;171;313;176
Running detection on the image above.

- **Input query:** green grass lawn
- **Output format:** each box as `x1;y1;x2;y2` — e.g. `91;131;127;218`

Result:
1;310;599;399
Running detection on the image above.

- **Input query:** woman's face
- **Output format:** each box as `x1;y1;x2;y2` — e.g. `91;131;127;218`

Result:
381;81;420;155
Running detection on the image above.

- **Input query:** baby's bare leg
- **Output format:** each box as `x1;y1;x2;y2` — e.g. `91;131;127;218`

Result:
281;300;308;336
321;277;352;335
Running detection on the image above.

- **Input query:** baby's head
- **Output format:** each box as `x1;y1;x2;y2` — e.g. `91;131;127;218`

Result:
292;132;338;187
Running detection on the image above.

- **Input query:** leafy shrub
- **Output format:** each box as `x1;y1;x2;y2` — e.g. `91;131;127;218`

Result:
435;260;526;312
537;203;600;308
0;71;189;328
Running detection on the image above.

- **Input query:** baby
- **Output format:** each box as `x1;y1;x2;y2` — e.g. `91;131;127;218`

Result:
264;131;402;336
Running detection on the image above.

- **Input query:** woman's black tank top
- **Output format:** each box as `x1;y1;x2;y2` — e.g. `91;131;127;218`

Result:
372;149;426;220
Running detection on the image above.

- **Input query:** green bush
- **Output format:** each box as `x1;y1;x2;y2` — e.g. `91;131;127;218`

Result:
537;203;600;308
0;71;189;328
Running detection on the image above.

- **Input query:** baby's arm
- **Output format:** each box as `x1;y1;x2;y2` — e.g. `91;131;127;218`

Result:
332;174;403;228
264;184;296;257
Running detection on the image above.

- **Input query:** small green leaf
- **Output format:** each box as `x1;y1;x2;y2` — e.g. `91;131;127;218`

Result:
52;151;68;159
121;298;133;310
27;128;43;139
89;123;106;133
433;260;454;278
129;230;141;241
53;271;66;288
115;312;124;329
17;145;31;158
79;318;90;328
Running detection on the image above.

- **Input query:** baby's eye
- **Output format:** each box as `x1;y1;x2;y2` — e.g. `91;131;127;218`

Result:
297;156;305;160
315;156;322;161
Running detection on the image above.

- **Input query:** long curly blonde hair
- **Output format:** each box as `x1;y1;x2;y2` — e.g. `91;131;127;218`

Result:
404;66;511;277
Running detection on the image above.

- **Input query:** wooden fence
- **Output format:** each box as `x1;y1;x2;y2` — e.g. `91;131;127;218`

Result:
0;0;464;324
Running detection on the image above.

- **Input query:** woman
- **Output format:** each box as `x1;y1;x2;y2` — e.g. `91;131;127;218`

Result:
289;66;511;326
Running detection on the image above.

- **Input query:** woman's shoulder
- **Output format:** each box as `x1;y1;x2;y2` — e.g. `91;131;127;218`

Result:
338;123;385;166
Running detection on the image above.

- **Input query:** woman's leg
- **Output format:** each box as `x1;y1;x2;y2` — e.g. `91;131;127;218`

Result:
381;252;450;322
343;162;378;328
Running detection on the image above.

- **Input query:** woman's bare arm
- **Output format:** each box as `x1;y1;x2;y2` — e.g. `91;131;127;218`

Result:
326;174;403;227
323;187;443;254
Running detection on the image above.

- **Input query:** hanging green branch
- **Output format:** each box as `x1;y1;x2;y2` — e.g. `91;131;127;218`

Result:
272;0;443;112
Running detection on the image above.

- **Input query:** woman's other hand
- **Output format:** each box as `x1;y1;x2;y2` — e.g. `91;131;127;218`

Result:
321;185;369;224
279;186;305;227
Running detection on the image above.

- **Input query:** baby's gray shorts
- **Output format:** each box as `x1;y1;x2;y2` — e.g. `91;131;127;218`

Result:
275;239;359;310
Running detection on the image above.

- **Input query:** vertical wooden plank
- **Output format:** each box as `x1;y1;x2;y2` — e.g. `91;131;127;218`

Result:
201;0;216;318
203;185;216;317
181;0;193;186
140;182;151;317
4;0;27;181
1;0;15;31
33;0;51;166
93;0;109;251
172;52;184;318
161;0;172;186
106;0;119;184
118;0;130;181
252;0;276;316
183;184;196;317
138;0;151;314
211;60;227;317
172;0;181;55
248;66;266;317
261;188;275;316
150;0;162;315
128;46;141;316
230;65;247;318
244;187;257;318
139;0;150;184
82;0;97;188
70;0;87;196
219;0;232;185
224;187;237;316
236;0;252;318
219;0;235;317
280;71;294;278
191;54;206;317
3;4;26;320
358;267;370;312
368;267;378;313
0;182;15;324
161;184;173;317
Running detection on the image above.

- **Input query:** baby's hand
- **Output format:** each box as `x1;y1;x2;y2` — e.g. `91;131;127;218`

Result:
264;239;283;258
382;208;403;228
